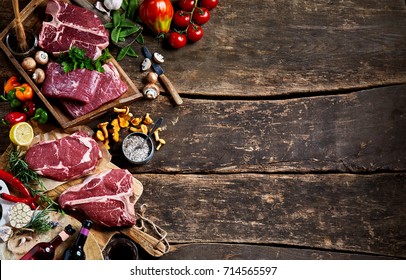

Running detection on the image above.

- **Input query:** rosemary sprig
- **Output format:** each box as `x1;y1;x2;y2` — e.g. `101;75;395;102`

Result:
6;146;62;212
25;205;55;234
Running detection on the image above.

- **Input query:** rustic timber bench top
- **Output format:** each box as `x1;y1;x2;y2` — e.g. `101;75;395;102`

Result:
0;0;405;259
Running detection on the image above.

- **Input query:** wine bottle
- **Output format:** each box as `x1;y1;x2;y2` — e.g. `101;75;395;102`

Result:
20;224;76;260
63;219;93;260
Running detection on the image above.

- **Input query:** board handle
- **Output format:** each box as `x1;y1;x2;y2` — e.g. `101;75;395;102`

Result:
159;74;183;106
119;225;169;257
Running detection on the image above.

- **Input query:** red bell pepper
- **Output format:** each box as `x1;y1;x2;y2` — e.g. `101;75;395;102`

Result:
139;0;174;36
2;111;27;127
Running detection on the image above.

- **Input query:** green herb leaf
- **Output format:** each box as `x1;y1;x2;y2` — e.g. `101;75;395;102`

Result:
104;22;114;29
120;25;141;37
111;27;121;43
112;10;121;27
117;45;131;61
126;46;138;57
135;33;144;44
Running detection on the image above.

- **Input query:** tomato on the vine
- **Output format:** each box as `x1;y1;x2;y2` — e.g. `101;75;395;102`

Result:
173;10;191;29
168;31;187;48
200;0;218;10
178;0;196;12
187;24;204;42
192;7;210;25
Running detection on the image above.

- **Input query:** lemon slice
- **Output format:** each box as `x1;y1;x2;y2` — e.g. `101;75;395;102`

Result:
9;122;34;146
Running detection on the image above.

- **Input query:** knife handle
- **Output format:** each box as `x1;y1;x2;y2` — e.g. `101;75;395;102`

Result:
159;74;183;106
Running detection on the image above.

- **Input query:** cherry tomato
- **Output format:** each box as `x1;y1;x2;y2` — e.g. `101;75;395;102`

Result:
187;24;204;42
192;7;210;25
178;0;195;12
173;10;191;29
200;0;218;10
168;31;187;49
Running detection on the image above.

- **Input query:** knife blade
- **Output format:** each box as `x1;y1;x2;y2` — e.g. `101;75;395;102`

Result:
142;47;183;106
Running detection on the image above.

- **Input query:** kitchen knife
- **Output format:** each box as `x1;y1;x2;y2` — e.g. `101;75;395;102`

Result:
142;47;183;106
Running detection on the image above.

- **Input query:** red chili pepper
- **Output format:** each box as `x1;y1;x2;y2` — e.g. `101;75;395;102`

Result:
0;193;39;209
0;169;32;198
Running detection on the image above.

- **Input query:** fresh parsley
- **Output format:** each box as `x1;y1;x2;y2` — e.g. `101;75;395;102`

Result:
58;47;111;73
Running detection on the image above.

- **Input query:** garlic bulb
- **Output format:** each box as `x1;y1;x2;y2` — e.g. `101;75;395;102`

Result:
104;0;123;11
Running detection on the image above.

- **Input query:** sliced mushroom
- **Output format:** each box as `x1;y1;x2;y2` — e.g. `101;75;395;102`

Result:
142;83;160;99
153;52;164;64
141;58;152;71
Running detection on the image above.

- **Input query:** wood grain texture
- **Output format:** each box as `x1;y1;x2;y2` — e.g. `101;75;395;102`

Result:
134;173;406;257
2;0;406;97
162;243;398;260
100;84;406;174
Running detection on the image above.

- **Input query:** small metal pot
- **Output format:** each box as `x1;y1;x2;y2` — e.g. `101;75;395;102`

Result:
122;132;155;165
5;29;38;59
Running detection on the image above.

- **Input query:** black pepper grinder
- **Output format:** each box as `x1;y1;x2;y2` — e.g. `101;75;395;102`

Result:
63;219;93;260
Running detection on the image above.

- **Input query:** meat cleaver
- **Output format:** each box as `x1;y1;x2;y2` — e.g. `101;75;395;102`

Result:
142;46;183;106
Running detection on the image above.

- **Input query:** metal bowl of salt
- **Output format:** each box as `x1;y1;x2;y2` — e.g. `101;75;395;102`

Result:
122;132;155;165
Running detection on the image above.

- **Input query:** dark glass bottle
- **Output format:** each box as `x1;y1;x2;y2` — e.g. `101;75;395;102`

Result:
20;225;76;260
63;219;93;260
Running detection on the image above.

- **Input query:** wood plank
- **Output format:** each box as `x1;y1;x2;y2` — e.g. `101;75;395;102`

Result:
1;0;406;98
160;243;398;260
98;84;406;174
133;173;406;257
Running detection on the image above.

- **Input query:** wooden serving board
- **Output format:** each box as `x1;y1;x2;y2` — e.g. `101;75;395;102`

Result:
0;0;143;129
0;212;103;260
0;123;169;258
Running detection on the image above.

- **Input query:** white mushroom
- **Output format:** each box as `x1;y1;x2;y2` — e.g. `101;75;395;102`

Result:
8;203;34;229
32;68;46;84
142;83;160;99
141;58;152;71
153;52;164;64
34;50;49;65
21;57;36;72
145;72;158;84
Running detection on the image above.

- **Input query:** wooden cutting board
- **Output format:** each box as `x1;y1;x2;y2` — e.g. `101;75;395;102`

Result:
0;212;103;260
0;124;169;258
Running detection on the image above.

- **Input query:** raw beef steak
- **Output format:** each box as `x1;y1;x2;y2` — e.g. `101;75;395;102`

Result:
39;0;109;59
58;169;137;227
41;62;102;103
25;131;102;181
59;62;128;118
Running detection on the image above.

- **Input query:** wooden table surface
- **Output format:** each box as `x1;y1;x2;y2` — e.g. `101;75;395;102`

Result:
1;0;405;259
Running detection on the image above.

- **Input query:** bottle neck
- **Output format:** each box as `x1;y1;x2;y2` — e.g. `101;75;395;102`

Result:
74;227;90;247
50;230;70;248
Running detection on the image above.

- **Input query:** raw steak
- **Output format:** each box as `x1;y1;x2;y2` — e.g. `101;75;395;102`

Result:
58;169;137;227
25;131;102;181
39;0;109;59
59;62;128;118
41;62;102;103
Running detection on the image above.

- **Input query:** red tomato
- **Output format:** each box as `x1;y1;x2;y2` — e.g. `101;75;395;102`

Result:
139;0;174;35
192;7;210;25
187;24;204;42
178;0;196;12
168;31;187;49
200;0;218;10
173;10;191;29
